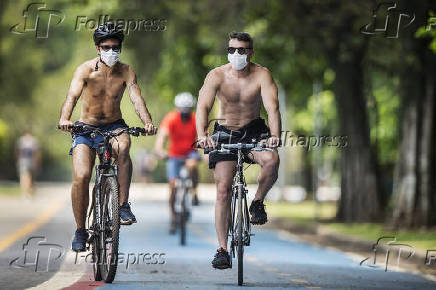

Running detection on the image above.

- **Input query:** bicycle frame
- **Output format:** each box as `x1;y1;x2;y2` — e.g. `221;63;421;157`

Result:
229;149;252;257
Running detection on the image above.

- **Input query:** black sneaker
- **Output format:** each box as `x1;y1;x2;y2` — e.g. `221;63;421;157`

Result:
72;228;88;252
211;247;231;269
120;202;137;225
249;199;268;225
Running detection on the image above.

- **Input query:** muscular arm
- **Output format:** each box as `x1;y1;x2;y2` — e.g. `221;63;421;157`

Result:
196;69;219;138
127;66;153;125
260;69;281;138
59;65;86;123
154;127;169;158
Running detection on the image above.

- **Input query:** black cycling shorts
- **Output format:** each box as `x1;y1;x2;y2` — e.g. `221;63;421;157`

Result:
208;117;270;169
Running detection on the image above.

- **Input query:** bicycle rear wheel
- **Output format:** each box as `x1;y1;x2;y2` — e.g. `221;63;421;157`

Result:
98;176;120;283
237;186;244;286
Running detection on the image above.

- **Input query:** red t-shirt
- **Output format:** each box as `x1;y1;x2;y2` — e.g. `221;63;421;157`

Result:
160;110;197;157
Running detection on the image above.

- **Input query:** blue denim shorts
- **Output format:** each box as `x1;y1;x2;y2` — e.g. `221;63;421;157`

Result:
69;119;128;155
166;150;200;180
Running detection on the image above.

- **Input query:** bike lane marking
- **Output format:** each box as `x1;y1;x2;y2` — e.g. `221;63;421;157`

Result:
189;222;324;288
0;196;68;253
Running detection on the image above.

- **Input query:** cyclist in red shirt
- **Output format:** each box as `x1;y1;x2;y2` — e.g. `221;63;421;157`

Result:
155;92;200;234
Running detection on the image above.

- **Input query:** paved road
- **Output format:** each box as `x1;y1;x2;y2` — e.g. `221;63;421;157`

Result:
0;183;435;289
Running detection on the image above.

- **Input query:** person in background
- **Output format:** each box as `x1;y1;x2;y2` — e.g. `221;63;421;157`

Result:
134;148;157;183
154;92;201;234
16;131;41;198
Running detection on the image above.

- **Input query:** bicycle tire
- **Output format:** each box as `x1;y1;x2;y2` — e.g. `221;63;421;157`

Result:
180;188;188;246
237;185;244;286
91;186;102;281
99;176;120;283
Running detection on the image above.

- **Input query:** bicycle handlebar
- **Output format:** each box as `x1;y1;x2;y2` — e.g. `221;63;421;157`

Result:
57;124;147;137
196;141;273;153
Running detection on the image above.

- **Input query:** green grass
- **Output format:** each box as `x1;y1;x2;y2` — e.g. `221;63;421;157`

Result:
267;200;436;251
266;200;337;223
0;183;21;196
326;223;436;251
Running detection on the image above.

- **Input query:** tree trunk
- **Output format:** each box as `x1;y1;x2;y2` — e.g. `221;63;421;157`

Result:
392;46;436;228
391;0;436;228
333;49;381;222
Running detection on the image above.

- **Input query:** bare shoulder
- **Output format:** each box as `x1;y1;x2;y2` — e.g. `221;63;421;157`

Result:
117;61;132;72
117;62;137;85
74;58;96;76
252;63;272;78
206;65;227;81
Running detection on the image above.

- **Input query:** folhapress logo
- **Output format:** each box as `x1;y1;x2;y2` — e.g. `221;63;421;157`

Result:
360;2;415;38
9;236;65;272
10;2;65;39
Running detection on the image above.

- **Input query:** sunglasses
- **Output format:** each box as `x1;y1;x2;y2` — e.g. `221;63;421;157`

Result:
99;45;121;52
227;47;252;54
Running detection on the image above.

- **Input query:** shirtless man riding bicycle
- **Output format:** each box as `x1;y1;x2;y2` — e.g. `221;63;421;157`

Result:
196;32;281;269
58;22;157;252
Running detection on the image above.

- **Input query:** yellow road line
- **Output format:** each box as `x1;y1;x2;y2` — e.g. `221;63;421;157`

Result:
291;279;308;283
246;256;258;262
0;199;66;253
278;272;293;276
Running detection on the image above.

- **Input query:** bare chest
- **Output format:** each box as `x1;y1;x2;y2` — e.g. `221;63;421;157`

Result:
219;75;261;103
84;70;126;100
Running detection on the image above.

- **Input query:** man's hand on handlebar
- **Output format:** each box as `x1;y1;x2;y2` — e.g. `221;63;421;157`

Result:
58;119;74;132
143;123;157;136
155;149;168;160
266;136;280;148
197;136;216;149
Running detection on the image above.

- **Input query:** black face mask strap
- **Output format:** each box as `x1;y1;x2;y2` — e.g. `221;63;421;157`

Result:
95;60;99;71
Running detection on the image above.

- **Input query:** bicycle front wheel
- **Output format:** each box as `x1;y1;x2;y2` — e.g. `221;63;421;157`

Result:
237;185;244;286
90;186;102;281
98;176;120;283
179;188;189;246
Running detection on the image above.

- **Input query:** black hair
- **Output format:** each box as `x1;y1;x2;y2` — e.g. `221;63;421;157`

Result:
229;31;253;48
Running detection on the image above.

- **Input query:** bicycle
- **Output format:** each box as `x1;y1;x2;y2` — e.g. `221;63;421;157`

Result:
174;165;192;246
199;133;272;286
58;124;146;283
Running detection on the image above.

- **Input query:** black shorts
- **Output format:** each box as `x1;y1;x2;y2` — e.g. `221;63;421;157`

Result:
208;117;270;169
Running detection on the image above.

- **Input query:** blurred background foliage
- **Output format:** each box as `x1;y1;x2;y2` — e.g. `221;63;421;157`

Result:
1;0;435;227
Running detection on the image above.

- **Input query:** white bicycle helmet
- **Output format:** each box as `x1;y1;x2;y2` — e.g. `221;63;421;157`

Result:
174;92;196;109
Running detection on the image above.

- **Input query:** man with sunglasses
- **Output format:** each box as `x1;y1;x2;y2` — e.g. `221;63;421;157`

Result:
197;32;281;269
58;22;157;252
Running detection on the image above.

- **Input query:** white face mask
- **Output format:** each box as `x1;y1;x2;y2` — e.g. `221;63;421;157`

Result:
100;49;120;67
228;52;248;70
